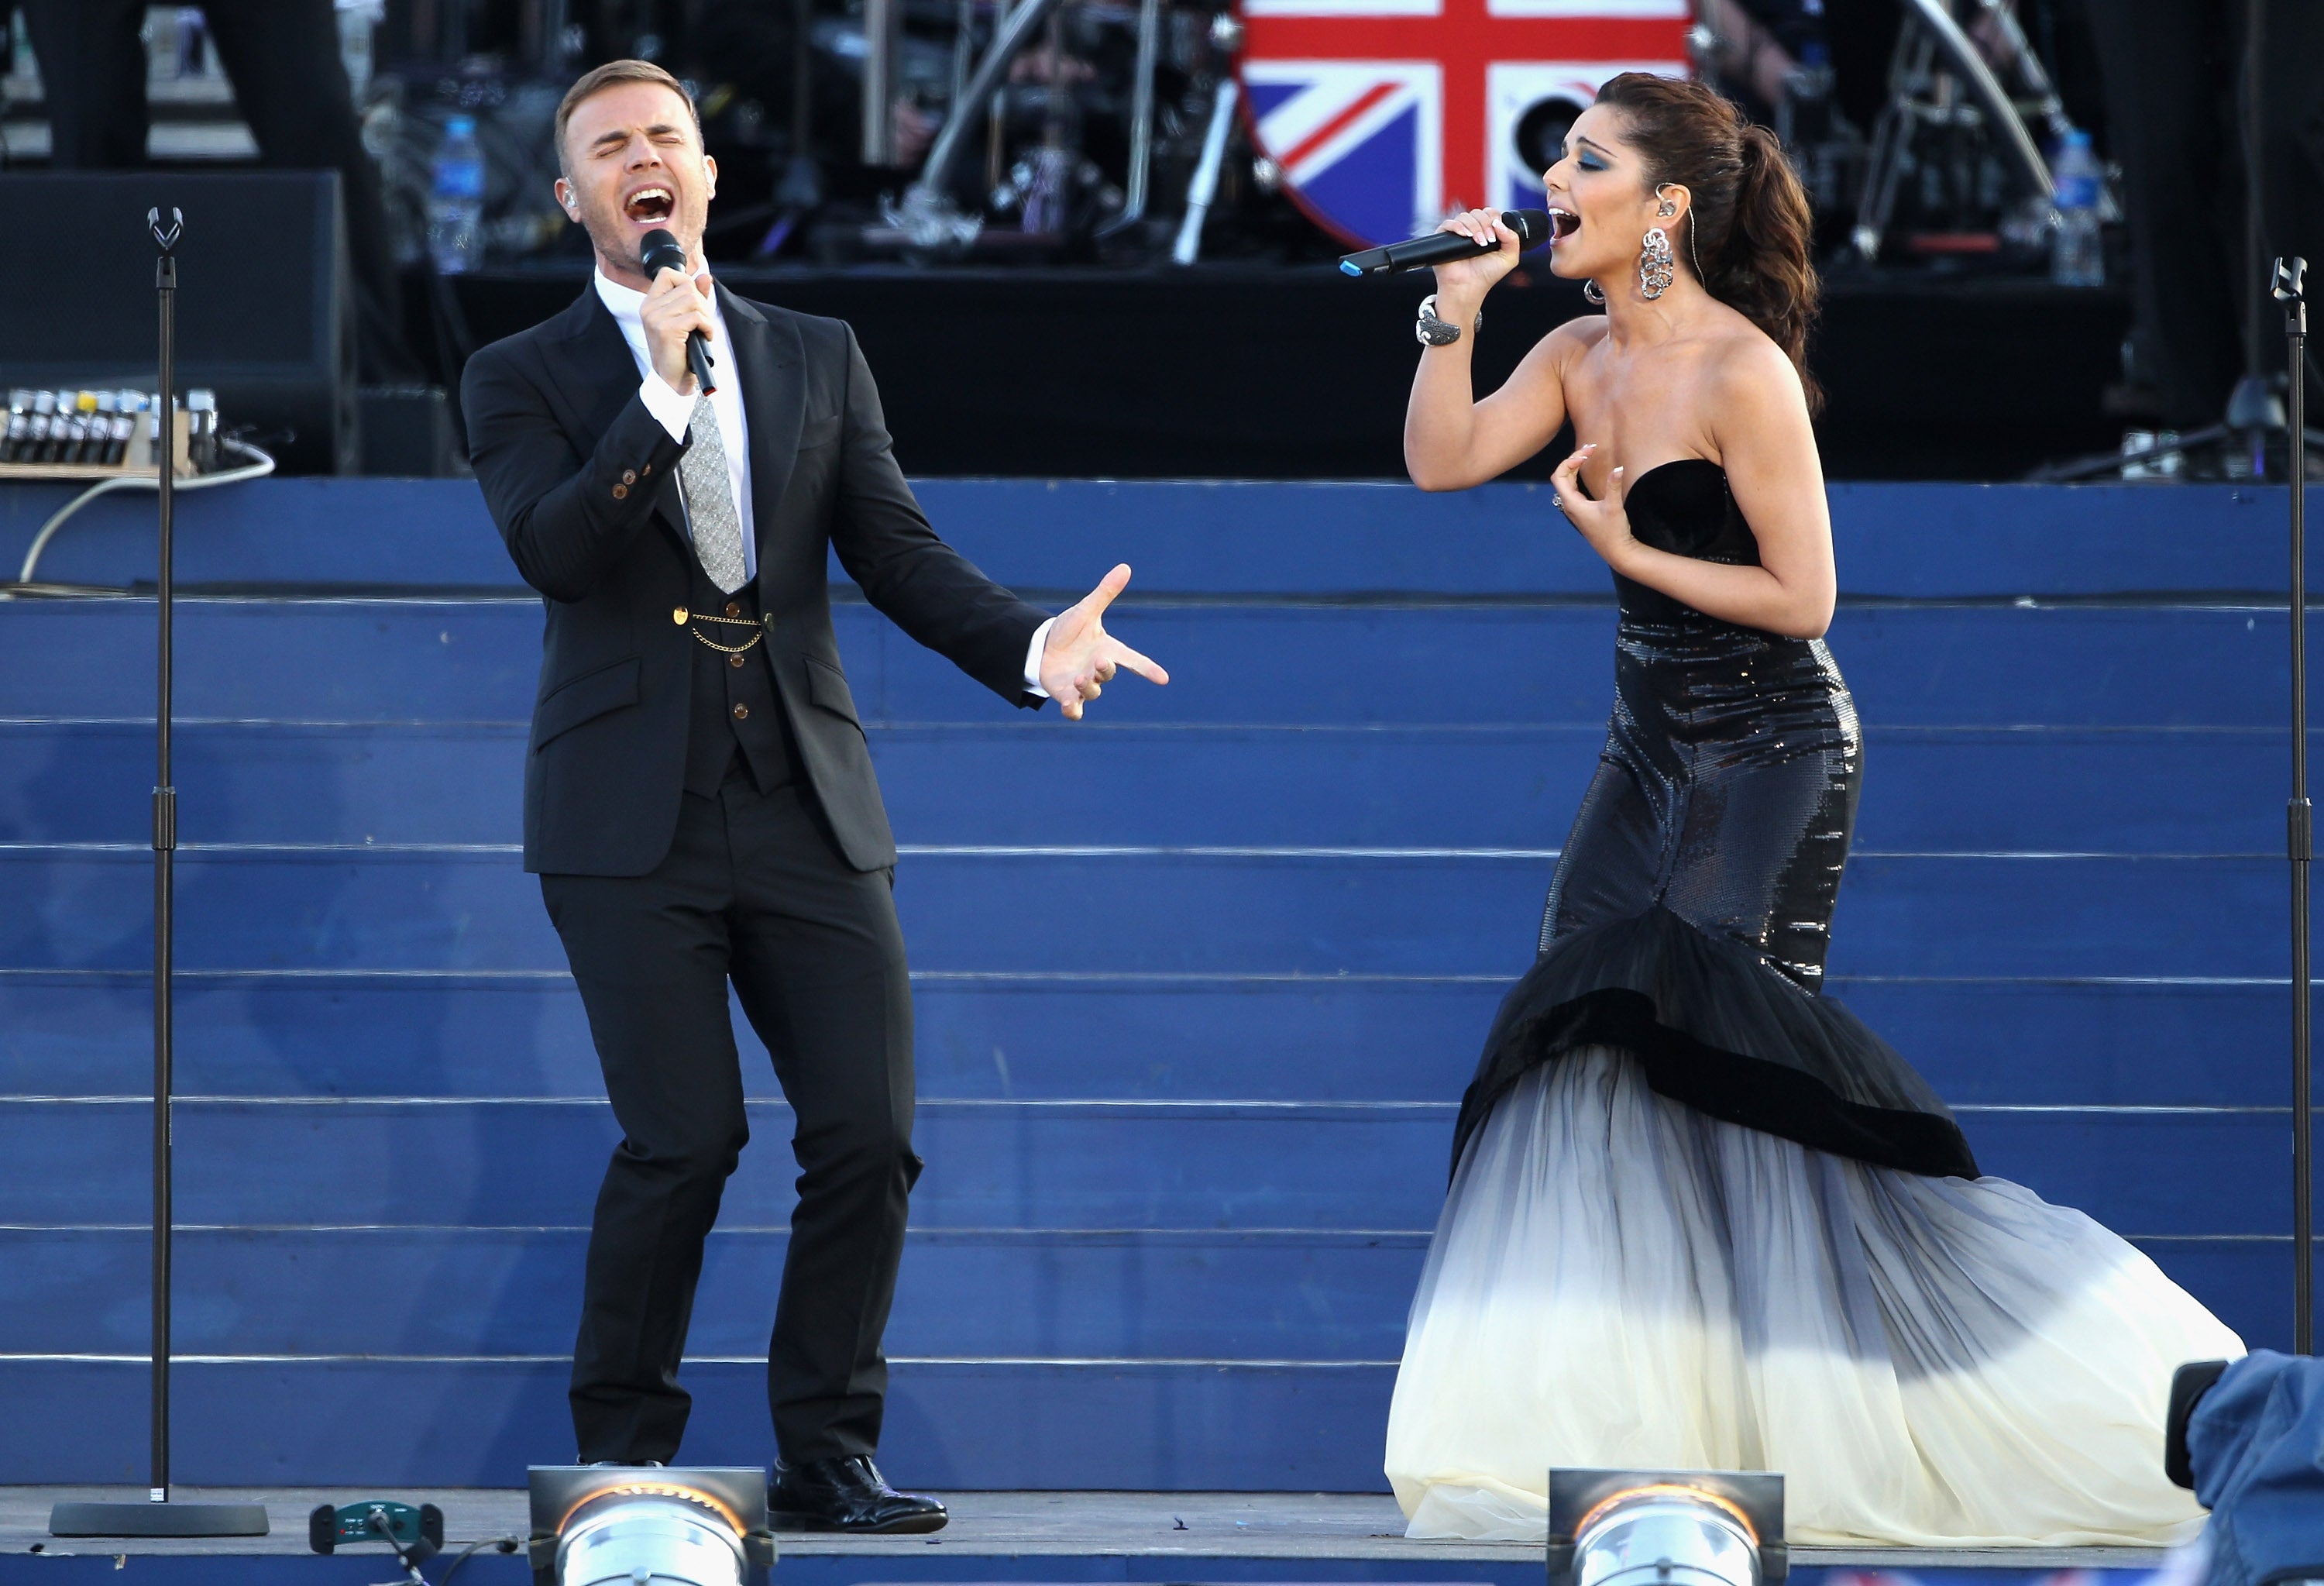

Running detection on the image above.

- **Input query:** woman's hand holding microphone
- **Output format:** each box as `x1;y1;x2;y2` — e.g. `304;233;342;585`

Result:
1424;208;1526;332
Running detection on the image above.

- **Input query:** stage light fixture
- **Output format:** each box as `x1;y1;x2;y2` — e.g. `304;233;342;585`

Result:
1549;1469;1786;1586
526;1467;776;1586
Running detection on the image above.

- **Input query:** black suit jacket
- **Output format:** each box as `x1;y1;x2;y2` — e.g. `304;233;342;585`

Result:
462;283;1049;876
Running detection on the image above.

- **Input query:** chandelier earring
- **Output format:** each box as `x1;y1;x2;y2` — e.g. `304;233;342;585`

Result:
1583;280;1606;305
1638;226;1675;299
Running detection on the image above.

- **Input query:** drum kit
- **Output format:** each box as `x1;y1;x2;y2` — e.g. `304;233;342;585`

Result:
371;0;2085;268
878;0;1701;257
863;0;2082;266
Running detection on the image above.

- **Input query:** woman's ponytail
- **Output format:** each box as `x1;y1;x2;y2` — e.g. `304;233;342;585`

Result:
1714;122;1820;411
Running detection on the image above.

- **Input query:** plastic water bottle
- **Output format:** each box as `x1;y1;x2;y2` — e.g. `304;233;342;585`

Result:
428;115;486;274
2050;129;2102;287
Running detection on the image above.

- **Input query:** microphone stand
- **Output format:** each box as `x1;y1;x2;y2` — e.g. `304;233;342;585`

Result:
48;211;267;1541
2280;255;2314;1354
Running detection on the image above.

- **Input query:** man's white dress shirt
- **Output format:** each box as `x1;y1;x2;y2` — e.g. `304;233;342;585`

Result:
593;267;1054;695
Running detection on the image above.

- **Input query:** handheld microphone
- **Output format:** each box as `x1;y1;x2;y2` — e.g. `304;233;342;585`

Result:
1336;210;1553;277
638;229;718;395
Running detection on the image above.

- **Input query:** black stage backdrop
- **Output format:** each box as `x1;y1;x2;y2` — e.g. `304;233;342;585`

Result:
431;268;2130;482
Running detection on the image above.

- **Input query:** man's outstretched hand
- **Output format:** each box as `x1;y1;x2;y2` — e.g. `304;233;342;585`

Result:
1039;563;1169;721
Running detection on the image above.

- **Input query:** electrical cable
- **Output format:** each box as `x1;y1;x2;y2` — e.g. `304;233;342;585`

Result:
431;1534;525;1586
369;1506;431;1586
359;1508;521;1586
2;437;277;597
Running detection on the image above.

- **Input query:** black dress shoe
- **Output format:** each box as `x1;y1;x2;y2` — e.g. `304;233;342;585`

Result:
768;1456;947;1534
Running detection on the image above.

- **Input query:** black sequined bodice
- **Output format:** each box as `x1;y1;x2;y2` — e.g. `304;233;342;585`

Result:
1545;457;1862;988
1454;457;1976;1182
1613;456;1765;622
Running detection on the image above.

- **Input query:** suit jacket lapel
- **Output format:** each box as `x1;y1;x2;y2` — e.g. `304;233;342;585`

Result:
717;287;805;561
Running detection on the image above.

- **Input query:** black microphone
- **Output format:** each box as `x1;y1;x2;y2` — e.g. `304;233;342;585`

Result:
638;228;718;395
1336;209;1553;277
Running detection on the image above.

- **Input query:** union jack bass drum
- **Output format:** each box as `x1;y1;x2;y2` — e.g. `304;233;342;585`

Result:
1239;0;1695;248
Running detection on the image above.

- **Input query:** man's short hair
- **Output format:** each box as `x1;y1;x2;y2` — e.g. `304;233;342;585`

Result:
555;60;701;176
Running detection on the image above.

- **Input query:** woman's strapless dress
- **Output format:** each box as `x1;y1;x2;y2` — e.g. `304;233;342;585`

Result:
1383;459;2243;1546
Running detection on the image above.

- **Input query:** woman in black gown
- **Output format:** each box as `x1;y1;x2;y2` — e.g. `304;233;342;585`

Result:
1383;73;2239;1546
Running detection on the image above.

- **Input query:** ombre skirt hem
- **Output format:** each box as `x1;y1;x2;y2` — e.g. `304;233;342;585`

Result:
1386;1048;2243;1547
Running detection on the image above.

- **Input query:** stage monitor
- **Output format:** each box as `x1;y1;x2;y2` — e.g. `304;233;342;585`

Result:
0;170;356;475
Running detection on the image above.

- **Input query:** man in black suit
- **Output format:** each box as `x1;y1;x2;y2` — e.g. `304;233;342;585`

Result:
460;59;1165;1533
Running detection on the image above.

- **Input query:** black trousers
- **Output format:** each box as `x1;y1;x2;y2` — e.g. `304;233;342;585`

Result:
2085;0;2324;426
541;765;919;1465
20;0;414;380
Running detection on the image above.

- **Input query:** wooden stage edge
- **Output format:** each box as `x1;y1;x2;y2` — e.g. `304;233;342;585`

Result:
0;1488;2171;1571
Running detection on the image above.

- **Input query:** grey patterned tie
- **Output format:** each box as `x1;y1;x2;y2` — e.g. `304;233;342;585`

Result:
679;393;747;594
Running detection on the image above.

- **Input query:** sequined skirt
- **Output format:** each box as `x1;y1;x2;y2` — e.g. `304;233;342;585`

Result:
1451;611;1977;1178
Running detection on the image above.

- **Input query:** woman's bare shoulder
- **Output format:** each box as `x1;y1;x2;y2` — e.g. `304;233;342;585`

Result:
1700;318;1802;401
1521;313;1607;380
1547;313;1611;352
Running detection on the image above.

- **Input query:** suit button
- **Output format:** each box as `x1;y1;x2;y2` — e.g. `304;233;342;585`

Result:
731;704;749;721
641;463;651;475
728;653;744;669
724;601;741;618
610;483;628;500
621;469;637;485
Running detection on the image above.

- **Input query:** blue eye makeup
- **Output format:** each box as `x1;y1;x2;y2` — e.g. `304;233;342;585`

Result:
1577;153;1607;171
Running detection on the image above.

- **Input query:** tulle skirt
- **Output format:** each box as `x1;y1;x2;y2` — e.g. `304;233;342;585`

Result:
1384;1048;2245;1546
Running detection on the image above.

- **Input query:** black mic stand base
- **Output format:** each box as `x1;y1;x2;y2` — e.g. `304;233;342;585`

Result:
50;1500;271;1539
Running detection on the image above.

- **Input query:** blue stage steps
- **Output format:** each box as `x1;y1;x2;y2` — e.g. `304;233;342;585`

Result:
0;477;2317;1491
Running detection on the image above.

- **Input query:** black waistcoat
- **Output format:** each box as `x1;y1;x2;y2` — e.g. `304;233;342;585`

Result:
682;558;800;796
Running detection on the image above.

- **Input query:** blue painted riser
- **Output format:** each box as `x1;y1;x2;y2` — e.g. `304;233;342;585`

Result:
0;1228;2298;1372
0;1099;2295;1237
0;1357;1393;1489
0;721;2296;854
0;974;2298;1108
3;478;2313;1491
0;1256;2302;1489
0;599;2308;728
0;848;2296;978
2;1227;1428;1360
0;477;2312;599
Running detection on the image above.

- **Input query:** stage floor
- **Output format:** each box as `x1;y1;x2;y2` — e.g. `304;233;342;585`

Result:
0;1488;2169;1572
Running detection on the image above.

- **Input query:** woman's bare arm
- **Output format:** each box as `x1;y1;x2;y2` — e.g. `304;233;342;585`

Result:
1405;321;1583;491
1550;339;1835;638
1401;209;1585;492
